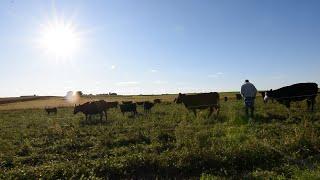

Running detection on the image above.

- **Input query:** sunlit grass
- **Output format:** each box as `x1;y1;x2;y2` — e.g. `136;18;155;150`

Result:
0;94;319;178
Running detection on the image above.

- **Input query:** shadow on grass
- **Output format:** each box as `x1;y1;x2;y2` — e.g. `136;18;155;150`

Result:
79;117;109;126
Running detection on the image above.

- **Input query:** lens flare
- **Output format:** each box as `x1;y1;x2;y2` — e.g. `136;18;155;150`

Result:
38;19;80;58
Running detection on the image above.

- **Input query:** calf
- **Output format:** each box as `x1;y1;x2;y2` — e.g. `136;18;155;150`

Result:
236;93;242;100
143;101;154;113
120;103;137;115
45;107;57;115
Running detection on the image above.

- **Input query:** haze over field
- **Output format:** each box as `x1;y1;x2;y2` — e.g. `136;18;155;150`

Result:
0;0;320;97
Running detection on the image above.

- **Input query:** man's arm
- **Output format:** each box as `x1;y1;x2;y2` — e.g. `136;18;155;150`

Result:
240;85;245;97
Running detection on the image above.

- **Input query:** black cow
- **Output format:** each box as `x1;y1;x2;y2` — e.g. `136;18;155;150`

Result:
236;93;242;100
143;101;154;113
120;103;137;115
224;97;228;102
74;100;108;121
265;83;318;111
45;107;57;115
175;92;220;116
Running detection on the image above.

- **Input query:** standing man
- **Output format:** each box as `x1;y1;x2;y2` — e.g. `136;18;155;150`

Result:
240;79;257;118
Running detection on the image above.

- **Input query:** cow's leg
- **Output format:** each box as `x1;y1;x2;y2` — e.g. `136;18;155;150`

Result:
208;107;213;117
100;113;103;122
214;105;219;116
311;98;316;111
104;111;108;121
307;100;311;110
85;114;88;121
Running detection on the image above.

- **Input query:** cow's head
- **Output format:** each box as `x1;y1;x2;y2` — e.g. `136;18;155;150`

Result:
175;93;185;104
264;89;273;103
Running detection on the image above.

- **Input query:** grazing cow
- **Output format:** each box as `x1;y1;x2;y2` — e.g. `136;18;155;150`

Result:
122;101;133;105
136;101;144;105
120;103;137;115
224;97;228;102
265;83;318;111
106;101;119;108
236;93;242;100
154;99;161;104
143;101;154;113
175;92;220;116
45;107;57;115
74;100;108;121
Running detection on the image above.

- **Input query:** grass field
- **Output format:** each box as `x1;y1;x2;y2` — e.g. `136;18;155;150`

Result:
1;93;320;179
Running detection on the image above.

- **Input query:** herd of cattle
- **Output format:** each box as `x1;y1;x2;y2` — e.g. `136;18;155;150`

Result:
45;82;319;121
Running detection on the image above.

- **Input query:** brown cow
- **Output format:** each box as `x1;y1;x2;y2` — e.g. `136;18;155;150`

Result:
175;92;220;116
106;101;119;108
74;100;108;121
136;101;144;105
154;99;161;104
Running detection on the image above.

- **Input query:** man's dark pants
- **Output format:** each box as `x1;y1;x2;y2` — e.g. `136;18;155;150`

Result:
244;97;255;117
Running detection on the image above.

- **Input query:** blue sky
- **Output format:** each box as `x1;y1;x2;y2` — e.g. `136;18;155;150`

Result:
0;0;319;96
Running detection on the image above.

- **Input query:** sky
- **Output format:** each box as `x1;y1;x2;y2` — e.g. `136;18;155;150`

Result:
0;0;320;97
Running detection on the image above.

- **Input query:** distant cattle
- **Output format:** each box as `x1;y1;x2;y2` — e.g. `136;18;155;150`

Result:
224;97;228;102
175;92;220;116
74;100;108;121
122;101;133;105
265;83;318;111
45;107;57;115
154;99;161;104
120;103;137;115
136;101;144;105
106;101;119;108
236;93;242;100
143;101;154;113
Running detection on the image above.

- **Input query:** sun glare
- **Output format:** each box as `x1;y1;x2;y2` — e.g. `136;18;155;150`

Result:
39;20;80;58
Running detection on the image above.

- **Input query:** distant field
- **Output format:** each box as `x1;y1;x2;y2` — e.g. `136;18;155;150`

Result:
0;92;238;110
1;93;320;179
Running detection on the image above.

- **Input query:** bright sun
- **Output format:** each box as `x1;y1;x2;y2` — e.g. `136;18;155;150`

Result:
39;20;80;58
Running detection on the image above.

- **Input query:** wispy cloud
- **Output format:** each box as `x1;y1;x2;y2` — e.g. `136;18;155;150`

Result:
208;72;224;78
149;69;158;73
153;80;168;84
116;81;140;86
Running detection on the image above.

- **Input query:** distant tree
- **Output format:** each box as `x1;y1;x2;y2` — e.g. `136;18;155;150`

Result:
76;91;83;96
